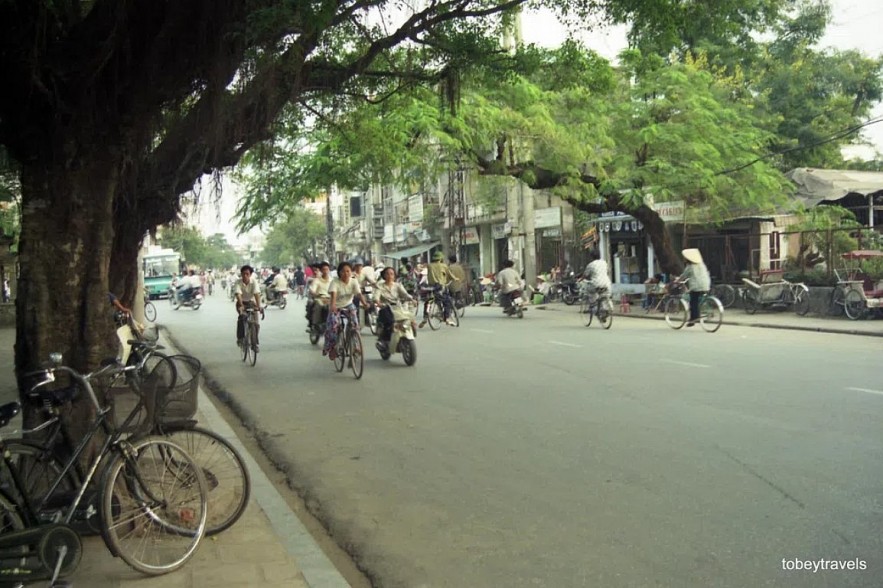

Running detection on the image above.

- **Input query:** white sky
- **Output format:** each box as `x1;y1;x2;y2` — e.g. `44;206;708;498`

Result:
196;0;883;243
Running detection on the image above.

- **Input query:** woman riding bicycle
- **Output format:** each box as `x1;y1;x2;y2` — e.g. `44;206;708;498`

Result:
323;261;369;360
679;248;710;327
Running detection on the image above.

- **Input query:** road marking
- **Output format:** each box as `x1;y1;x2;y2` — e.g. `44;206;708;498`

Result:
549;340;581;348
471;328;494;334
661;359;711;369
846;387;883;396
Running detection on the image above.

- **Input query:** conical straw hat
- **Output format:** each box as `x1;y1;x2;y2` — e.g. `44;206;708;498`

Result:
682;248;703;264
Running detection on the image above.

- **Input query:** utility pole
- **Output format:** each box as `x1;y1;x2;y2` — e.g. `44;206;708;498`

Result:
325;187;335;262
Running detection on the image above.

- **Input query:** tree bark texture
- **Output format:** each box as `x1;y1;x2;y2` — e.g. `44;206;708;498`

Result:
16;155;121;434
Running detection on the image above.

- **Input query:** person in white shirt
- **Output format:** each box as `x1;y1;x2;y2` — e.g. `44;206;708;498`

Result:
495;259;523;315
373;266;415;350
307;261;332;330
323;261;369;359
680;248;711;326
266;266;288;303
582;251;612;304
234;265;262;349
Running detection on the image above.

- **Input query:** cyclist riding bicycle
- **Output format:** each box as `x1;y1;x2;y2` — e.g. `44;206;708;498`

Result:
679;248;711;326
234;264;263;350
581;250;612;305
306;261;332;332
323;261;369;360
420;251;459;327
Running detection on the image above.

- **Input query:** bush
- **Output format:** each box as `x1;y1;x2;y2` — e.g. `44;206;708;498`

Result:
783;268;837;286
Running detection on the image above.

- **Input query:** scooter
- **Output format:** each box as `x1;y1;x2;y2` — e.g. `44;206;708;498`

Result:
376;303;417;366
501;289;527;319
361;285;378;334
169;286;203;310
265;287;288;310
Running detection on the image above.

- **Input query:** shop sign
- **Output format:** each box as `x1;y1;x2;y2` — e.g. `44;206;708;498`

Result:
408;195;424;223
462;226;480;245
542;228;561;238
534;207;561;229
652;200;685;222
382;225;394;243
492;223;509;239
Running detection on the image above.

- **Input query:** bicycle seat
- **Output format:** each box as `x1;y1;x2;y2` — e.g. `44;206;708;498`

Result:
0;401;20;428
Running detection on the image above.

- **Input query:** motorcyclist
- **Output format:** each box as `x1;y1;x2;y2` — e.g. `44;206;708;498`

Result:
495;259;523;315
266;266;287;304
306;261;332;332
373;266;415;352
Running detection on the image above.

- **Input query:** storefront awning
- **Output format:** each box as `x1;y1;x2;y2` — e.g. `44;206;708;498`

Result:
381;241;440;260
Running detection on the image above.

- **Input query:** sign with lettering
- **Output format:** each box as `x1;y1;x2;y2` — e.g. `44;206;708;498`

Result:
462;227;480;245
534;207;561;229
652;200;685;222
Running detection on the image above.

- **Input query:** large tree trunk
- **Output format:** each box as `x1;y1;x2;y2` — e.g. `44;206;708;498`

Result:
16;155;121;437
628;203;684;276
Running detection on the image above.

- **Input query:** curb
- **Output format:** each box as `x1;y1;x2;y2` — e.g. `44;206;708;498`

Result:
160;327;352;588
609;311;883;338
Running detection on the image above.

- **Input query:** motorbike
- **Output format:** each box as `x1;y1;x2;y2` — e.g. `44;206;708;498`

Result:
305;300;326;345
361;285;378;335
500;289;528;319
264;287;288;310
169;285;203;310
556;278;581;305
376;303;417;366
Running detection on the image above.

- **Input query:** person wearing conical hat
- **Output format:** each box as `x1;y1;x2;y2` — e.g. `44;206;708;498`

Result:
680;248;711;326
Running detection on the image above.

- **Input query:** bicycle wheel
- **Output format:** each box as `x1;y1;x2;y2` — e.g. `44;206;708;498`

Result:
830;286;846;316
598;298;613;330
161;427;250;536
712;284;736;308
241;329;250;363
249;322;258;366
143;301;157;322
348;328;364;380
664;297;688;329
844;289;866;320
426;301;441;330
2;440;80;508
794;290;810;316
450;305;460;327
333;331;346;372
699;296;723;333
576;295;586;315
742;289;760;314
584;304;594;327
101;436;208;576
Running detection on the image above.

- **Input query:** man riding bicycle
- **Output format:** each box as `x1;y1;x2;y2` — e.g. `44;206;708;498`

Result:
420;251;459;327
581;250;612;305
234;265;263;351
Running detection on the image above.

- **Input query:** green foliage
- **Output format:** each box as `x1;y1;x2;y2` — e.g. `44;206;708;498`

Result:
159;225;209;268
203;233;241;270
0;147;20;247
260;208;325;267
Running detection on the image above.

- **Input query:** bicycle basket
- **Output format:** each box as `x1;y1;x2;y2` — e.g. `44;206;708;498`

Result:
151;355;200;424
107;357;176;435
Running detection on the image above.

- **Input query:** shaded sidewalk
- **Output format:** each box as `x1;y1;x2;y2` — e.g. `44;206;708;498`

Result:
0;327;350;588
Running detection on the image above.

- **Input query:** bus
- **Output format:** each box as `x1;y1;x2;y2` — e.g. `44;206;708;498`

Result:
142;247;181;299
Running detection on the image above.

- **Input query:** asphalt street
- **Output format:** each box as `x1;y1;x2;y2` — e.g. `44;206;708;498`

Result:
157;291;883;588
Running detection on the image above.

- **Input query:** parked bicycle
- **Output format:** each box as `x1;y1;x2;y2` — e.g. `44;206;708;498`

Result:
3;354;208;577
143;287;157;322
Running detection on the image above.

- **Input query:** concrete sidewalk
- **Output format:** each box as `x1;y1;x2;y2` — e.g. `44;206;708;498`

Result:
0;327;351;588
534;301;883;337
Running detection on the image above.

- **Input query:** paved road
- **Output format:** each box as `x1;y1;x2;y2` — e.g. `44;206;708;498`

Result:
157;292;883;588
